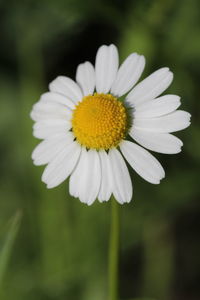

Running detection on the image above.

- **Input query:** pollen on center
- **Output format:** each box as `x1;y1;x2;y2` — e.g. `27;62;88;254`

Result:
71;93;128;150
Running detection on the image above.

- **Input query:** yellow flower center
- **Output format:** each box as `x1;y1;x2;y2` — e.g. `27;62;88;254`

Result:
71;93;128;150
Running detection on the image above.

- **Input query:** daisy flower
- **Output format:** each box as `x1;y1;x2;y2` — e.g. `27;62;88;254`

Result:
31;44;191;205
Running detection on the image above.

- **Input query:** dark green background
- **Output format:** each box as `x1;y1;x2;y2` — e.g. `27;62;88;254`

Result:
0;0;199;299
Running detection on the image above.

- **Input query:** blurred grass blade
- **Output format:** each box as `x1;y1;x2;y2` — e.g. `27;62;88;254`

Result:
0;211;22;286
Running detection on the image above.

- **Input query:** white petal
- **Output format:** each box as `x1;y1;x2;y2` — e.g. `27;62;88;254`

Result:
134;95;181;118
33;119;71;139
111;53;145;97
32;132;74;166
126;68;173;106
40;92;75;109
98;150;113;202
49;76;83;104
79;150;101;205
76;61;95;96
133;110;191;133
130;128;183;154
108;148;132;204
95;44;119;94
42;141;81;188
70;149;101;205
120;141;165;184
69;147;87;199
30;101;72;122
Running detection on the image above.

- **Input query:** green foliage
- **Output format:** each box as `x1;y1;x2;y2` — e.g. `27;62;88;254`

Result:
0;0;199;299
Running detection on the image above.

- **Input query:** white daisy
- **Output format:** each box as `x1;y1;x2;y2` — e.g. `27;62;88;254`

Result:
31;44;191;205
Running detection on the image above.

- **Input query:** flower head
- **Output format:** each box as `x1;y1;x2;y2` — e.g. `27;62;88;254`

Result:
31;44;191;205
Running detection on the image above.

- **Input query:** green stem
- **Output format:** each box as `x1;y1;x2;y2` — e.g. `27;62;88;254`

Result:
108;197;120;300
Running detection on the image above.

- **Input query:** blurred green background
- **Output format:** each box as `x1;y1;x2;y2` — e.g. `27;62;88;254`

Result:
0;0;199;299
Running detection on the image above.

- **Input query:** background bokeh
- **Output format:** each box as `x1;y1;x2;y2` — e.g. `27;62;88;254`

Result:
0;0;200;299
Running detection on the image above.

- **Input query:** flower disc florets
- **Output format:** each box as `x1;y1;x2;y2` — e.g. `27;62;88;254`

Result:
72;93;128;150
